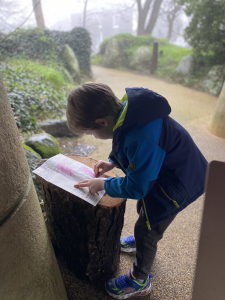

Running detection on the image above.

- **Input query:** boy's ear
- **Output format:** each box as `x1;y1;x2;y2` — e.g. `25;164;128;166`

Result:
95;118;108;127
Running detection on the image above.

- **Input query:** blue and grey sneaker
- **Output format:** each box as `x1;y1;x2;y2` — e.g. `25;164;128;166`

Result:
120;235;136;252
105;268;153;299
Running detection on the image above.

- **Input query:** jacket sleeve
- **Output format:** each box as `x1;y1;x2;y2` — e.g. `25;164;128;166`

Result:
104;137;166;199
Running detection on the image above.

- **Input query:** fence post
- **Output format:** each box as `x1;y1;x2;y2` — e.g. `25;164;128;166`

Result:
150;41;159;74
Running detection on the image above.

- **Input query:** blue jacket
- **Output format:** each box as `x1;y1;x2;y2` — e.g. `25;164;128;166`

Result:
104;87;208;227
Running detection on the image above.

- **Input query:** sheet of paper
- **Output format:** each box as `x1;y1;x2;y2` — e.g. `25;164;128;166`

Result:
33;153;105;206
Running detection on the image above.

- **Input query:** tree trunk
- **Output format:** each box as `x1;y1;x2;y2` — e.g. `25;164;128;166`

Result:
36;155;126;281
83;0;88;28
209;81;225;139
145;0;164;35
32;0;45;29
0;73;67;300
167;16;173;41
166;3;182;42
137;9;146;35
137;0;152;36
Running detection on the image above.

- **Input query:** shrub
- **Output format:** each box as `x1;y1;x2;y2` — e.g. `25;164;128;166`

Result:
177;0;225;65
0;28;59;61
0;58;72;133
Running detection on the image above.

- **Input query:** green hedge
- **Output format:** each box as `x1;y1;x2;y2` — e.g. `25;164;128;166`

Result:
0;27;92;75
45;27;92;75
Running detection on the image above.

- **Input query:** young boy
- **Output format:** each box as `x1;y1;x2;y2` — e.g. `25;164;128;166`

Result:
67;82;207;299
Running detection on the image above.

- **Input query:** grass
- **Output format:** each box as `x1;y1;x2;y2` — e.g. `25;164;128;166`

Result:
91;54;103;65
156;41;192;79
91;34;192;81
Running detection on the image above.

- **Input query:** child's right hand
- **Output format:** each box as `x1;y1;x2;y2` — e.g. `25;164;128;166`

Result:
94;160;116;177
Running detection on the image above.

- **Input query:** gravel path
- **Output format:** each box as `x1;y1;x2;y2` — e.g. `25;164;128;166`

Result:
59;66;225;300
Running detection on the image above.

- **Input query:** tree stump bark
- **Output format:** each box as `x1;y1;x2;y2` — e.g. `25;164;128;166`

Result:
36;155;126;281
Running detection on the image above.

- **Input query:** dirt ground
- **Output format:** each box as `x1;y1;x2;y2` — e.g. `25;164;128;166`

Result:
57;66;225;300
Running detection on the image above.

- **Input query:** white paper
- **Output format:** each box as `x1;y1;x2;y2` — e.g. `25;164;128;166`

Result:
33;153;105;206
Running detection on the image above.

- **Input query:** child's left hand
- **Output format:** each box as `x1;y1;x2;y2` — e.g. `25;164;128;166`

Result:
74;178;105;195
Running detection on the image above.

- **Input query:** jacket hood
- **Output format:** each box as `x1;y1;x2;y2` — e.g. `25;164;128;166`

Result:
110;87;171;156
122;87;171;131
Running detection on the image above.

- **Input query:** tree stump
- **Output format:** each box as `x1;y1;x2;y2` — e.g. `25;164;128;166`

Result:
36;155;126;281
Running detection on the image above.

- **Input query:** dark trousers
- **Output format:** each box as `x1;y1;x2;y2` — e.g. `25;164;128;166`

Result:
133;206;176;280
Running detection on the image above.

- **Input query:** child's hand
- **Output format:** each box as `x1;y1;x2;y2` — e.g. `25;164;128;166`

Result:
74;178;105;195
94;160;116;177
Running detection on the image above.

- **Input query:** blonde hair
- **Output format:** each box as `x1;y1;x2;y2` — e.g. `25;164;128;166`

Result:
66;82;123;134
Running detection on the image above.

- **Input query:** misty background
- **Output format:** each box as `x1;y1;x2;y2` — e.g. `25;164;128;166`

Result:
0;0;190;53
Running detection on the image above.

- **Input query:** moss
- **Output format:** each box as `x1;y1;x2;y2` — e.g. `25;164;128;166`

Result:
51;136;62;147
25;134;63;158
31;141;62;159
22;141;43;202
22;143;42;158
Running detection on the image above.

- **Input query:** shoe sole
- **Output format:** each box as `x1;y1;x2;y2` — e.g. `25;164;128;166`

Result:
105;282;151;299
121;247;136;253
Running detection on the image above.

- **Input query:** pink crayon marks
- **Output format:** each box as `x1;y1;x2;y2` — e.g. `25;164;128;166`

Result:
81;166;96;178
56;163;74;178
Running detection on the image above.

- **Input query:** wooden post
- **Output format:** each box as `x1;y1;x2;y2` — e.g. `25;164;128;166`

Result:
36;155;126;281
150;41;158;74
192;161;225;300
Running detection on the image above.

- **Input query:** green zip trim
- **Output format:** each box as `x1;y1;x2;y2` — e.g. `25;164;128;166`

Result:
113;155;123;168
113;101;128;132
113;155;151;230
141;198;151;230
158;184;180;208
120;93;128;104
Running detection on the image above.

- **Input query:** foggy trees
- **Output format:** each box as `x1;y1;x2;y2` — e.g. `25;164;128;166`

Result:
0;0;22;32
136;0;164;35
82;0;89;28
32;0;45;29
72;0;184;42
161;0;183;41
0;0;45;33
76;0;89;29
177;0;225;64
136;0;184;40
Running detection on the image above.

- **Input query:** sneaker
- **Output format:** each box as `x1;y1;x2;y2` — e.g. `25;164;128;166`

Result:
105;268;153;299
120;235;136;252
